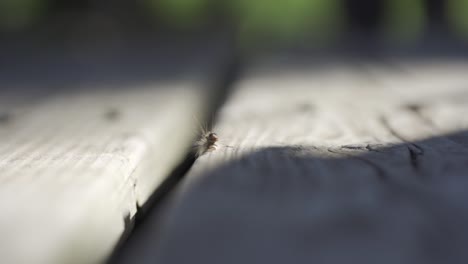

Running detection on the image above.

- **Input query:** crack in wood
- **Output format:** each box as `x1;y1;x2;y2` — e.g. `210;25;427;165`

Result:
407;144;424;170
379;115;425;171
365;144;384;153
340;144;383;153
341;145;364;150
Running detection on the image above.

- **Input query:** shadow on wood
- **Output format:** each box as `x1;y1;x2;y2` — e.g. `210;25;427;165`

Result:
143;130;468;264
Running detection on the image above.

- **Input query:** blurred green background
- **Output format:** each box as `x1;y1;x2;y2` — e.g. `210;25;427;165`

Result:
1;0;468;44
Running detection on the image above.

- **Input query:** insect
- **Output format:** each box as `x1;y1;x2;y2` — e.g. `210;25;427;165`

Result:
192;116;219;157
192;115;234;157
193;130;219;157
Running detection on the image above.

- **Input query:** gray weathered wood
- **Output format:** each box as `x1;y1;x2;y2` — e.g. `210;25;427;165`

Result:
143;58;468;264
0;37;228;264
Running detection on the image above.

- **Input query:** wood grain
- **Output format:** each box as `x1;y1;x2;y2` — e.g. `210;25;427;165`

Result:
150;58;468;264
0;37;228;264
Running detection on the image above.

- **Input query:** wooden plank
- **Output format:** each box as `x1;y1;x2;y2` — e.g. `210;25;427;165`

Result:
0;37;229;264
142;57;468;264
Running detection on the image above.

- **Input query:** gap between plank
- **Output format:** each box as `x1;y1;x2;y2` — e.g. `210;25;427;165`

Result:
107;49;243;263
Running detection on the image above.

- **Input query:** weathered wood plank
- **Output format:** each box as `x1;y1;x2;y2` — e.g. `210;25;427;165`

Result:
146;58;468;264
0;37;229;264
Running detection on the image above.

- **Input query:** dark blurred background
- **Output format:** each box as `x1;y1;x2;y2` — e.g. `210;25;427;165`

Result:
1;0;468;48
1;0;467;97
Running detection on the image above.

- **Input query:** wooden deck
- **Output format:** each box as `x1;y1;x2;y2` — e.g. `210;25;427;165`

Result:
1;42;468;263
0;36;231;264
